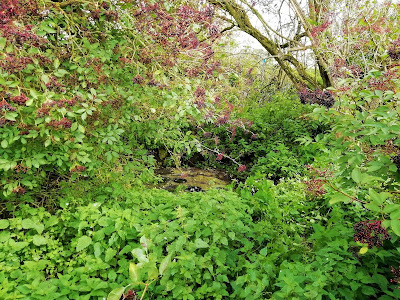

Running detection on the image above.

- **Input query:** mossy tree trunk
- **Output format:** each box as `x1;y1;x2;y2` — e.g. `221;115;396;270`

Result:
208;0;333;90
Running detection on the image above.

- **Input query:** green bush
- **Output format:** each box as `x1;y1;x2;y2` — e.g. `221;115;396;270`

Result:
196;91;326;179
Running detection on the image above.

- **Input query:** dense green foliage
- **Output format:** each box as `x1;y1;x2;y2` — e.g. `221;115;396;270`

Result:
1;0;400;299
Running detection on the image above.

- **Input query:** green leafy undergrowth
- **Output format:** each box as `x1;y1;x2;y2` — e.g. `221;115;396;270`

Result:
274;221;400;300
2;176;399;299
0;187;277;299
237;175;400;299
196;92;325;179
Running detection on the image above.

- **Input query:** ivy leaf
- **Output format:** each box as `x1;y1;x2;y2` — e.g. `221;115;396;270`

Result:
76;235;92;252
195;238;209;248
107;287;125;300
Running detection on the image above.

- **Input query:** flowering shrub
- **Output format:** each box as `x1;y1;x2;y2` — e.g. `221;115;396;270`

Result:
0;0;247;200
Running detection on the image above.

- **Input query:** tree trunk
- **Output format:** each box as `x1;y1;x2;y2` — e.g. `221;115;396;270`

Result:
208;0;333;90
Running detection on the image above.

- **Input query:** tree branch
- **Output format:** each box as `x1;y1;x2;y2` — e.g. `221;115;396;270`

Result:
279;32;307;49
208;0;316;89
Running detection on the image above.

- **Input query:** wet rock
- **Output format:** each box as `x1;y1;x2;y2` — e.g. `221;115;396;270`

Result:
160;177;170;183
185;186;203;192
173;178;187;183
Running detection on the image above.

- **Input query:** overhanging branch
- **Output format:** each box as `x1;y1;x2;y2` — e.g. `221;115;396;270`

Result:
280;32;307;49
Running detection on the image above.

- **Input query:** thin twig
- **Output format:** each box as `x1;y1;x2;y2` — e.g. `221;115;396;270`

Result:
326;181;366;204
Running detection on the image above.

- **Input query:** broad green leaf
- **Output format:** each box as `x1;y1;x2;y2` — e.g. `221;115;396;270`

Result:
11;242;29;251
391;209;400;221
159;254;171;276
365;203;381;212
391;219;400;236
129;262;139;282
383;204;399;214
148;263;158;280
25;98;34;106
42;25;56;33
105;248;117;262
76;235;92;252
140;235;148;249
54;58;60;69
41;74;50;84
260;247;268;256
29;89;39;98
369;189;389;205
0;219;9;229
351;168;362;183
71;122;78;131
21;218;35;229
107;287;125;300
131;248;148;263
4;112;18;121
32;235;47;246
1;140;8;148
359;246;368;254
329;193;349;205
195;238;209;248
375;90;383;97
54;69;69;77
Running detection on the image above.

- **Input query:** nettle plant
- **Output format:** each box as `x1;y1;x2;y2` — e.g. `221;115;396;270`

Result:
0;0;255;201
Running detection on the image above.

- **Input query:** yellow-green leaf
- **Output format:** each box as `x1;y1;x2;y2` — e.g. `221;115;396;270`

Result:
351;168;362;183
0;219;9;229
107;287;125;300
159;254;171;276
391;219;400;236
76;235;92;252
129;262;139;282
